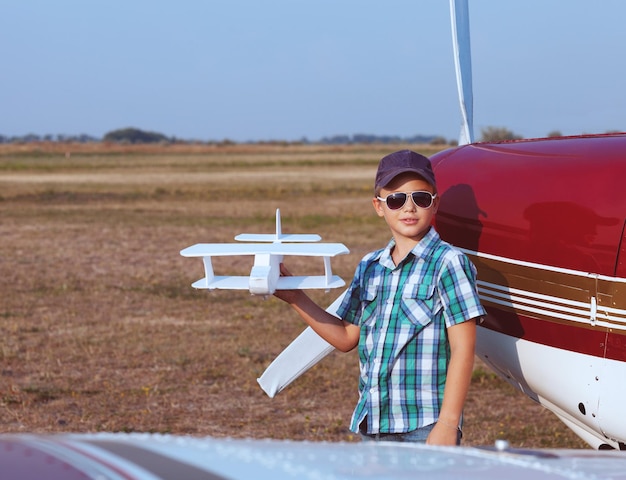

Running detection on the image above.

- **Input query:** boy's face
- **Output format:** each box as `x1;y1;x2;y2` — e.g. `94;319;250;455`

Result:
372;172;439;245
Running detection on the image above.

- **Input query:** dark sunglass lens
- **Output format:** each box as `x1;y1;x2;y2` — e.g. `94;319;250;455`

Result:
386;193;407;210
411;192;432;208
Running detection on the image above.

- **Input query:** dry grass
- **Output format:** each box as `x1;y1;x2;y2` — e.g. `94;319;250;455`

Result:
0;143;587;448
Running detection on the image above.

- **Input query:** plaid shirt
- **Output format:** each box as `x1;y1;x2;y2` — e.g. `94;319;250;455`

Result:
336;227;485;434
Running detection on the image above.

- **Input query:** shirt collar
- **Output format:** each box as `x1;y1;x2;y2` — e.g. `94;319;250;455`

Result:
379;227;440;269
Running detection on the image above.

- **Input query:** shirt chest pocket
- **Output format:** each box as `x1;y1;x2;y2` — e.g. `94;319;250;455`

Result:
400;282;441;328
358;280;381;327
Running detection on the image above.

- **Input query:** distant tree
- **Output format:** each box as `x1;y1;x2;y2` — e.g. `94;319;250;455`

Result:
547;130;562;137
320;135;351;144
352;134;377;144
22;133;41;142
74;134;95;143
318;133;437;145
103;127;169;144
480;126;522;142
430;136;447;145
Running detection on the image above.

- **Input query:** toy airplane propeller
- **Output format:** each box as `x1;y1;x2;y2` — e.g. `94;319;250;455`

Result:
180;209;349;296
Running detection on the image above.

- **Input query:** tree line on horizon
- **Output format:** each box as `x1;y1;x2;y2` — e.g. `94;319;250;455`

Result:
0;126;582;146
0;128;450;146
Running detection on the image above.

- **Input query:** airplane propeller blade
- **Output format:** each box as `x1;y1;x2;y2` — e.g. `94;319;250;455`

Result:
258;4;478;395
257;291;345;397
450;0;474;145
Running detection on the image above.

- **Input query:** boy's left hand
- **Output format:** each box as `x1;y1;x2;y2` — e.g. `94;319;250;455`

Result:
273;263;303;304
426;422;459;446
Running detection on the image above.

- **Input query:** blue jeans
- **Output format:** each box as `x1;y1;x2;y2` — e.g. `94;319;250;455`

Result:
359;422;462;445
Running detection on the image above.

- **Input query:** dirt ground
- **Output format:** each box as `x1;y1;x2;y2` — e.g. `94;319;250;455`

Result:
0;143;588;449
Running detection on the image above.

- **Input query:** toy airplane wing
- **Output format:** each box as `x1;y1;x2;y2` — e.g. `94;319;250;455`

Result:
180;209;349;296
180;243;348;258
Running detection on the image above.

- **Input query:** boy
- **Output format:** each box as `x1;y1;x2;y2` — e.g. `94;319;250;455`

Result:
275;150;485;445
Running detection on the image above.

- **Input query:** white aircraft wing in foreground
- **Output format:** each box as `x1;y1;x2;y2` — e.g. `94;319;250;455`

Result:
180;209;349;296
4;433;626;480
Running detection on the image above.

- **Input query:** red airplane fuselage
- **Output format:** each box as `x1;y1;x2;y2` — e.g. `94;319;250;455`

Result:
430;133;626;449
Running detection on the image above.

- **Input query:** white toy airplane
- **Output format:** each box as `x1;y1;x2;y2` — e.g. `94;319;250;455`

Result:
180;209;349;296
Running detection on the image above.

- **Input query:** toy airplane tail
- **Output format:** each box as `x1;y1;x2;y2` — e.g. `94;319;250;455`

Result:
257;291;345;397
235;209;321;243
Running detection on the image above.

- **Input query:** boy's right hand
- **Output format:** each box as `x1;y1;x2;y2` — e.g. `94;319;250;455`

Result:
273;263;358;352
273;263;303;304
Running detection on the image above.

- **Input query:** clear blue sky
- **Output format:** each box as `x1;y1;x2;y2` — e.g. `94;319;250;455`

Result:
2;1;624;142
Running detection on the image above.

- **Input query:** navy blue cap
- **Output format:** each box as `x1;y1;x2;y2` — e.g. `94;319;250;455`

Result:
374;150;436;191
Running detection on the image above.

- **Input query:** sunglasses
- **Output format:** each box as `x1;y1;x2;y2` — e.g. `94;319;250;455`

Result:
376;190;437;210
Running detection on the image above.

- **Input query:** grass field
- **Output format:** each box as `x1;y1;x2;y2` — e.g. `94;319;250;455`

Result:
0;142;588;448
